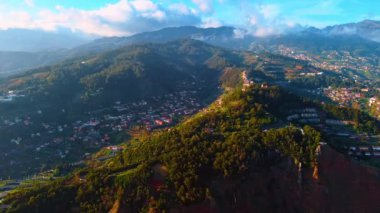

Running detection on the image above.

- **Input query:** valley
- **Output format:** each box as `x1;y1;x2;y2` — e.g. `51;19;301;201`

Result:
0;86;205;178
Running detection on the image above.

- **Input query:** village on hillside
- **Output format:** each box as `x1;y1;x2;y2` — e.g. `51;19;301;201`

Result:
0;86;205;179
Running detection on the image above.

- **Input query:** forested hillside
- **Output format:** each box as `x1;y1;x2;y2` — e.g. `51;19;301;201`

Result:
2;86;321;212
1;39;241;116
0;39;247;179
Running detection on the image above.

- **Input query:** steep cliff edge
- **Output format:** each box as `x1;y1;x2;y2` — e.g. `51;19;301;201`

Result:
171;145;380;213
316;145;380;212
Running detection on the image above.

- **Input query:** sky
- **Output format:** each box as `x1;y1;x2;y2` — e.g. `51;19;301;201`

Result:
0;0;379;37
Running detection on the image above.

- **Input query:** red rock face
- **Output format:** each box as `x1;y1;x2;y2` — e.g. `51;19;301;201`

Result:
317;146;380;212
173;146;380;213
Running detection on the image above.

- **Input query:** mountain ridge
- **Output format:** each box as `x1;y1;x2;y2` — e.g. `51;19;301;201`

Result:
304;19;380;42
0;38;243;125
0;29;91;52
1;19;379;77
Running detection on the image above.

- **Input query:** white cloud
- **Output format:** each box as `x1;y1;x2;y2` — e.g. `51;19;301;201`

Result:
169;3;191;15
192;0;213;13
242;3;296;37
233;28;248;39
259;4;280;20
0;10;34;30
249;16;258;26
0;0;201;37
254;26;277;37
201;18;222;28
141;10;166;21
0;0;316;38
90;0;133;23
131;0;157;12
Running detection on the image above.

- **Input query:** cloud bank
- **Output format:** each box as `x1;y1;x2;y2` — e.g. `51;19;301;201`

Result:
0;0;202;37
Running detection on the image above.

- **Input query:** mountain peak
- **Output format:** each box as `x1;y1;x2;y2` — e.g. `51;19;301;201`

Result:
357;19;380;28
74;26;240;56
301;20;380;42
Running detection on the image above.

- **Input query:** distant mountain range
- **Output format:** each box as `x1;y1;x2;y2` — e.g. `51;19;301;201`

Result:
0;26;244;76
0;29;91;76
79;20;380;53
71;26;251;55
0;50;66;76
314;20;380;42
0;29;90;52
0;20;379;76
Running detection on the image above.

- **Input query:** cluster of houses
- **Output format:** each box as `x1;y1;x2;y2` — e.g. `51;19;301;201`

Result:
286;108;355;136
136;91;201;130
324;87;367;106
348;146;380;158
286;108;380;160
298;71;324;77
277;46;380;76
277;45;313;63
94;90;202;131
0;88;204;172
0;90;25;103
106;145;124;152
2;116;32;127
287;108;322;124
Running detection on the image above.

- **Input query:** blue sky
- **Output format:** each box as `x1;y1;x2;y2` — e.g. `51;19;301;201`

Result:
0;0;379;37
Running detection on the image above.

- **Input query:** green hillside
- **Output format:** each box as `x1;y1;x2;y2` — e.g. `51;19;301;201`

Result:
1;39;241;116
2;86;321;212
0;39;246;179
